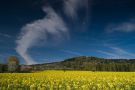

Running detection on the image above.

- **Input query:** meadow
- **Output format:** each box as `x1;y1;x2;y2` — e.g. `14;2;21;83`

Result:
0;71;135;90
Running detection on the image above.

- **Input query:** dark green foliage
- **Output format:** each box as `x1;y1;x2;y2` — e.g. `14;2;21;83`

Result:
1;56;135;72
0;64;3;73
0;64;8;73
31;56;135;71
8;56;19;72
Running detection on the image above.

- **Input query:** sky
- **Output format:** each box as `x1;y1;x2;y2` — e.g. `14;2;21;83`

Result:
1;0;135;64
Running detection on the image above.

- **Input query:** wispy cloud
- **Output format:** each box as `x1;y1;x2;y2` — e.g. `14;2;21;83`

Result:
97;50;119;59
0;54;3;57
16;0;90;64
61;50;82;56
106;21;135;33
16;6;69;65
0;33;12;38
98;46;135;59
110;47;135;58
64;0;88;18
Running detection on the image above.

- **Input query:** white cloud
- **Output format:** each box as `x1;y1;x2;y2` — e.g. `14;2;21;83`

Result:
106;21;135;33
110;47;135;58
64;0;88;18
16;6;69;65
0;33;12;38
97;50;119;59
16;0;90;64
98;46;135;59
61;50;82;56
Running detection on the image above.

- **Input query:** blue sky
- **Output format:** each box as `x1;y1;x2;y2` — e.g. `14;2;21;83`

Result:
0;0;135;64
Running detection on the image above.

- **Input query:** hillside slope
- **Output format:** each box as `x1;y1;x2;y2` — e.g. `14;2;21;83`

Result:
28;56;135;71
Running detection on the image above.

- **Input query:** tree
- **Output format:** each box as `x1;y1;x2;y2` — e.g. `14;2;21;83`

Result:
8;56;19;72
0;64;3;73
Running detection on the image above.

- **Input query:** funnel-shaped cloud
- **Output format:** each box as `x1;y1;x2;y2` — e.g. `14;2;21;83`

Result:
16;7;68;65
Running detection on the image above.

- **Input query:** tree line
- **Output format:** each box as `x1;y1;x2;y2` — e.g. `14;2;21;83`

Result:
60;56;135;71
1;56;135;72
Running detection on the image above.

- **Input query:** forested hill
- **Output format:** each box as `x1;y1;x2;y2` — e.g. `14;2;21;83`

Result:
30;56;135;71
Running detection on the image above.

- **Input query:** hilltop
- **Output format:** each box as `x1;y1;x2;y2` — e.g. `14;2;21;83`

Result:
27;56;135;71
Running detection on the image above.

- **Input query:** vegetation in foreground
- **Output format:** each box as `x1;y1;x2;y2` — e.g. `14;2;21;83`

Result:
0;71;135;90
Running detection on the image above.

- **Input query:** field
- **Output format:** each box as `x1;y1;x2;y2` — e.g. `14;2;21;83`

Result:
0;71;135;90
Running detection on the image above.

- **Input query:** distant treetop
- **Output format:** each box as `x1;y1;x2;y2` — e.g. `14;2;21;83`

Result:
8;56;19;64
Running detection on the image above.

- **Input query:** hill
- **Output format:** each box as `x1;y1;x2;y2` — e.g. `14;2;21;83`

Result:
26;56;135;71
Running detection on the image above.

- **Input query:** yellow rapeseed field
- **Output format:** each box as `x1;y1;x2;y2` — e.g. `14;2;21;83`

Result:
0;71;135;90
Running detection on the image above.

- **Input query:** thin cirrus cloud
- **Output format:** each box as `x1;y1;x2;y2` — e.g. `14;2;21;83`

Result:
0;33;12;38
97;50;119;59
64;0;88;18
61;50;82;56
97;46;135;59
110;47;135;58
106;21;135;33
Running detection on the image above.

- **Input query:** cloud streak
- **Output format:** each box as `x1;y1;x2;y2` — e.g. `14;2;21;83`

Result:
64;0;88;18
98;46;135;59
97;50;119;59
0;33;12;38
106;21;135;33
61;50;82;56
110;47;135;58
16;6;68;65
